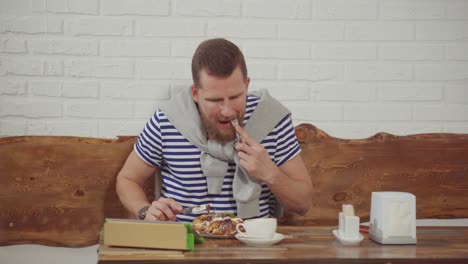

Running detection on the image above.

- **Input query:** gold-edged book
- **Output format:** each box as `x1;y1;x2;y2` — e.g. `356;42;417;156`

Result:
103;218;202;251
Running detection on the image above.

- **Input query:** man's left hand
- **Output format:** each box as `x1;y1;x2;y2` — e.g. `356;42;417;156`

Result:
233;124;278;184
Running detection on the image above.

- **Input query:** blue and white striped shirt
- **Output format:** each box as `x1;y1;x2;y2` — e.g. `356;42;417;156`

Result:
135;94;301;223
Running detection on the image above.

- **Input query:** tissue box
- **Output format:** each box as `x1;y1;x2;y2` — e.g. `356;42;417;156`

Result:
369;192;417;244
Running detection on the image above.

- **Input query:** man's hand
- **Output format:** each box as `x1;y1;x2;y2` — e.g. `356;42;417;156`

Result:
233;124;279;184
144;197;183;221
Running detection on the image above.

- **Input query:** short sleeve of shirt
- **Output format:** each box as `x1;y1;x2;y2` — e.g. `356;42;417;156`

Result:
272;114;301;166
134;110;164;168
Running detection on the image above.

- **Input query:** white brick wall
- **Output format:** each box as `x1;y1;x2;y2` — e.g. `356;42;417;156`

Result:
1;0;468;139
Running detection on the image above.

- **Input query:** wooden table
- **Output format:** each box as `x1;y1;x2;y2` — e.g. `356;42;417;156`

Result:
98;226;468;264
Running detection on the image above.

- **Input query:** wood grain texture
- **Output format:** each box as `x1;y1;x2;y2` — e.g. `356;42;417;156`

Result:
98;226;468;264
284;123;468;226
0;136;155;247
1;123;468;247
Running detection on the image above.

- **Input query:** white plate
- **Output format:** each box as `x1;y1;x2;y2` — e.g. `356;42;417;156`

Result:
235;233;285;247
332;229;364;245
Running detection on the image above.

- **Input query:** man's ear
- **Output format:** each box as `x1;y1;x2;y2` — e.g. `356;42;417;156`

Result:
245;77;251;91
191;84;199;103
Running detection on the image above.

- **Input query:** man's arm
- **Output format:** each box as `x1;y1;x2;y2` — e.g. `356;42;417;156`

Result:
116;150;182;221
234;125;312;215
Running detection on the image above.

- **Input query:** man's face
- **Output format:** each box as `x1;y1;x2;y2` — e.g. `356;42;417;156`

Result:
192;66;249;143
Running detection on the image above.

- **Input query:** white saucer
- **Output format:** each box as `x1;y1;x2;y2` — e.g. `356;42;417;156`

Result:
332;229;364;245
235;233;285;247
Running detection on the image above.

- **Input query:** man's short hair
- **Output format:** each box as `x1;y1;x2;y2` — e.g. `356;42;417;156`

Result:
191;38;248;88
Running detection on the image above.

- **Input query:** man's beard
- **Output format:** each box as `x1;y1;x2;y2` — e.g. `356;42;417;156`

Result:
200;113;243;144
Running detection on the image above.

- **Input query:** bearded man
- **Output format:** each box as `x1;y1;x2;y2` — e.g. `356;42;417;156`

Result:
116;38;312;222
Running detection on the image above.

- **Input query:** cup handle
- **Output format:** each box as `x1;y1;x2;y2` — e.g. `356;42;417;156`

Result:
236;223;247;237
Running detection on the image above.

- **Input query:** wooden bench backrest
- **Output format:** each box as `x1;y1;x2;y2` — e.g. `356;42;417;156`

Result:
284;124;468;225
1;124;468;247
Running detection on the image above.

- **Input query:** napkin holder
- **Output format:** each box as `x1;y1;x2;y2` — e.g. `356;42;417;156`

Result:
369;192;417;244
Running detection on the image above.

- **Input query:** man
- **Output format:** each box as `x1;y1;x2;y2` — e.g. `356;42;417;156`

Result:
116;38;312;222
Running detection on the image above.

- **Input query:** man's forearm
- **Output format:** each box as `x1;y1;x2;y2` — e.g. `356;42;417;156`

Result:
116;175;151;218
267;169;312;215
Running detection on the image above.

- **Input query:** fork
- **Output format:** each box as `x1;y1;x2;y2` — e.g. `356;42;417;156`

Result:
181;203;212;214
230;119;241;141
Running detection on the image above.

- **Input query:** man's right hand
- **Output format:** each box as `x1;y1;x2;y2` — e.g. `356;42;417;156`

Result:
143;197;183;221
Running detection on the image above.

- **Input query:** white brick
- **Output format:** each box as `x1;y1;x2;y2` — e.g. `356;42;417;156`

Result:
4;58;43;76
99;120;146;138
243;41;310;59
66;59;134;78
138;19;204;37
344;104;411;121
68;18;132;36
0;58;6;75
414;105;468;121
102;40;170;57
283;102;343;121
0;99;62;118
313;82;376;101
378;123;443;136
280;22;344;40
250;81;310;101
247;62;276;80
175;0;240;17
380;83;442;101
315;0;377;20
443;124;468;134
44;59;63;76
67;0;98;14
102;0;170;16
208;21;276;39
46;0;98;15
27;120;98;137
65;101;133;119
0;119;27;136
415;63;468;81
315;44;377;60
0;79;27;95
29;80;62;96
416;22;468;40
171;81;192;94
101;81;171;100
31;82;98;99
134;101;158;118
345;63;412;81
62;81;99;98
447;1;468;19
379;44;443;61
136;59;191;80
1;38;27;53
30;39;98;56
2;16;62;34
446;44;468;61
244;0;312;19
171;39;204;57
380;0;445;20
45;0;67;13
445;84;468;104
347;22;414;40
310;122;380;139
0;0;39;14
279;63;343;81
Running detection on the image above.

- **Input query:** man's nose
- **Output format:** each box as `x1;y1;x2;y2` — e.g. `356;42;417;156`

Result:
220;102;235;118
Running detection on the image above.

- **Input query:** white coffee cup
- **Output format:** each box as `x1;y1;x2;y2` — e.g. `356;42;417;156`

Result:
236;218;277;239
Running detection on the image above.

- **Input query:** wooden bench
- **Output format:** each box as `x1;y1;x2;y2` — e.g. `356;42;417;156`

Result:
1;124;468;248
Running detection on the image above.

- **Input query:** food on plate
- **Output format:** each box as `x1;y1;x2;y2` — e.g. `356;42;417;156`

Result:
192;213;244;236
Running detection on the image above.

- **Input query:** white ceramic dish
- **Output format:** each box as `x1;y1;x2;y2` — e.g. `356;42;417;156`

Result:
235;233;285;247
332;229;364;245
